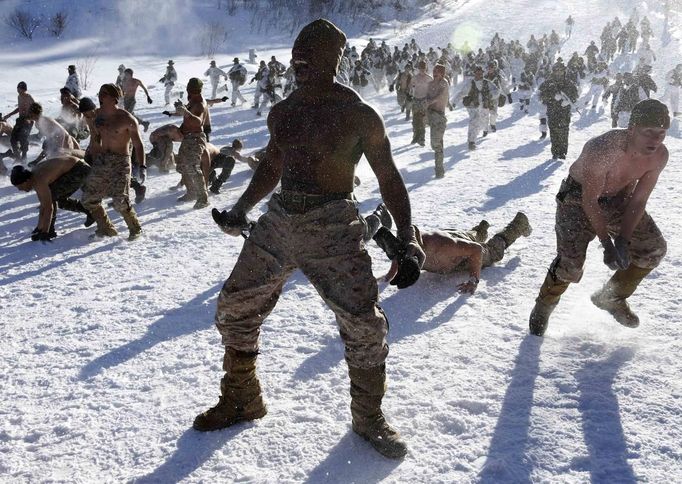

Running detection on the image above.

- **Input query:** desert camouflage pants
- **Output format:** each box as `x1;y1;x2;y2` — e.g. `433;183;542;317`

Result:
176;132;208;202
81;152;132;213
50;160;90;201
412;98;427;144
549;176;667;283
428;108;447;173
215;194;389;369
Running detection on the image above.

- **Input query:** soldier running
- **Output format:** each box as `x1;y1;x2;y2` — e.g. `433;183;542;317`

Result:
529;100;669;336
80;84;144;239
2;82;35;162
121;68;152;132
195;19;425;460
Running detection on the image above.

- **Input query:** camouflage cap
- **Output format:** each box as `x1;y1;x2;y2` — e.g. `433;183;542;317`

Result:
78;97;97;113
629;99;670;129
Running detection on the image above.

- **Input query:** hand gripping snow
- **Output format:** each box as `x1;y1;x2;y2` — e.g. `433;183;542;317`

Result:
373;226;421;289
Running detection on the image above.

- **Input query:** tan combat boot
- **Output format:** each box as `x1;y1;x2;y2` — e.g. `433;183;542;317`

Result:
529;270;570;336
349;364;407;459
591;265;652;328
496;211;532;247
121;208;142;240
90;205;118;237
193;348;267;432
470;219;490;243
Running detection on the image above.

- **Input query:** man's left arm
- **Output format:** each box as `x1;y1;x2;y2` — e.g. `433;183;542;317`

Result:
34;182;54;234
129;118;146;169
138;80;152;103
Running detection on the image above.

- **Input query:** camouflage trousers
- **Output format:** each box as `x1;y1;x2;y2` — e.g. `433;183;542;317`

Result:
215;193;389;369
176;132;208;203
548;176;667;283
428;108;447;174
81;152;132;213
50;160;90;201
412;98;427;144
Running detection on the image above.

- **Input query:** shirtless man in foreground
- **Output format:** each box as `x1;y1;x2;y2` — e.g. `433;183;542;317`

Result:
529;99;669;336
80;84;145;239
10;156;93;241
195;19;424;460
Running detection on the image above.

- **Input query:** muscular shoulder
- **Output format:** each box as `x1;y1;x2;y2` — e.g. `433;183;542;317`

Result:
117;108;138;127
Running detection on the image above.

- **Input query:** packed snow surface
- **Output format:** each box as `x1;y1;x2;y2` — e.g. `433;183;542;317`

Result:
1;0;681;482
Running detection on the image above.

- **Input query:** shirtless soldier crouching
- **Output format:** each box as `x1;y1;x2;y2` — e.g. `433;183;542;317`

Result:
10;156;93;241
80;84;145;239
194;19;425;459
529;99;669;336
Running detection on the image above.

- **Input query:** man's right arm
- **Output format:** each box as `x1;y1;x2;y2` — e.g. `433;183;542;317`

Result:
2;108;19;120
579;145;610;243
34;182;54;234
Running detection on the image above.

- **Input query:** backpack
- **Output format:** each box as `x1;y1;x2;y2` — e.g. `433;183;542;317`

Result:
230;66;246;85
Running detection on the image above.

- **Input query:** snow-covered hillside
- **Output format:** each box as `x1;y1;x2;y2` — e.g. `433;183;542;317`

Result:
1;0;681;482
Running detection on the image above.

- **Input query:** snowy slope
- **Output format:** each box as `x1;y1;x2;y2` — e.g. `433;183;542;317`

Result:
1;0;682;482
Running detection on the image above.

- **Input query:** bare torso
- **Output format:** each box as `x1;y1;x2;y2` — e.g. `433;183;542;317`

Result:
271;83;368;193
18;92;35;117
427;78;450;112
122;78;140;100
569;129;667;197
179;98;207;135
92;107;138;155
411;72;433;99
33;155;80;187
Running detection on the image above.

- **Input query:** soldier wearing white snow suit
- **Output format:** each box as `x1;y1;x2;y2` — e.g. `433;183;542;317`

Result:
205;60;228;100
227;58;248;106
65;65;82;99
457;65;495;150
529;100;669;336
159;60;178;106
195;19;424;460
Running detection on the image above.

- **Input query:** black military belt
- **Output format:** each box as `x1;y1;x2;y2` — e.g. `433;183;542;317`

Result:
279;190;352;214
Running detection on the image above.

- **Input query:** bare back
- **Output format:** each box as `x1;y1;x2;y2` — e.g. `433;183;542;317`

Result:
18;92;35;117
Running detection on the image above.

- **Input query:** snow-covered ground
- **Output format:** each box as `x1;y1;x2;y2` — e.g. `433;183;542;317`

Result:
1;0;681;482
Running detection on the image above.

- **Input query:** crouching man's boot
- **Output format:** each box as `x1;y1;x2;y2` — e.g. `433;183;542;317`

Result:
590;265;652;328
496;211;532;247
121;208;142;240
349;364;407;459
193;348;267;432
89;205;118;237
529;269;570;336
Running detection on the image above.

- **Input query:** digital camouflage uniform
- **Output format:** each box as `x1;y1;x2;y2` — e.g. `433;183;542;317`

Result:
176;132;208;204
427;108;447;177
549;176;666;284
47;160;92;230
215;193;389;369
411;98;427;144
82;152;132;213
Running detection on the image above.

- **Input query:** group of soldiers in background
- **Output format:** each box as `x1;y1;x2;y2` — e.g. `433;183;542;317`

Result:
1;8;680;238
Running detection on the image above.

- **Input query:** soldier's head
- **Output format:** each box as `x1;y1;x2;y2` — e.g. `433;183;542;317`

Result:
210;60;216;67
124;68;133;78
271;56;276;62
68;65;76;74
473;65;484;79
233;57;239;64
59;87;73;103
186;78;203;98
417;60;427;72
627;99;669;153
17;81;27;93
10;165;33;192
433;63;446;80
168;60;174;66
26;102;42;121
98;83;122;108
78;97;97;119
259;60;266;67
292;18;346;85
231;139;243;151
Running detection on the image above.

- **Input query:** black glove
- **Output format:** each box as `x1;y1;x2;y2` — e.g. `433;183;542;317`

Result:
613;235;631;269
211;208;252;237
373;227;421;289
221;96;228;102
147;96;153;104
162;110;172;116
507;93;513;104
389;83;395;92
602;236;629;270
138;166;147;184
